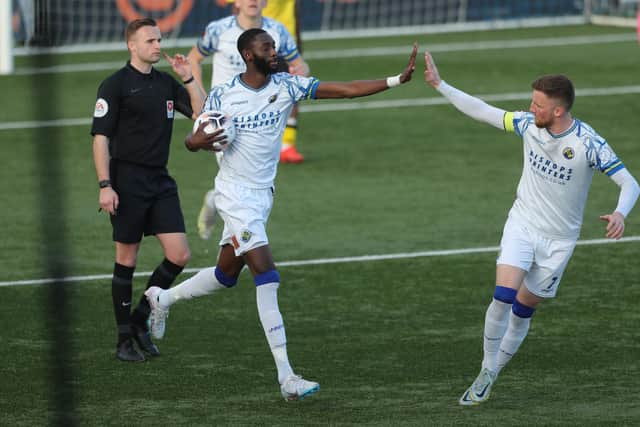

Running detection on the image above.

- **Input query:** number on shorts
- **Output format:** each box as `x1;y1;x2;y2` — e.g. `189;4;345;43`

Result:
545;276;558;291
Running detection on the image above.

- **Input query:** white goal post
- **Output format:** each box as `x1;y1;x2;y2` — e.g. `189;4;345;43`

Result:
1;0;13;75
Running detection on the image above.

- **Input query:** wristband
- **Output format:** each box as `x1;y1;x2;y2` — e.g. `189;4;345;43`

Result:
386;74;402;88
183;76;194;85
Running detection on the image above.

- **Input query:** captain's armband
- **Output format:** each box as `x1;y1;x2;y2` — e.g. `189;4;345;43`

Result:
503;112;515;133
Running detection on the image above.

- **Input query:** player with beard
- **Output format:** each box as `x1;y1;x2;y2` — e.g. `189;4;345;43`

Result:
423;51;640;405
146;28;417;400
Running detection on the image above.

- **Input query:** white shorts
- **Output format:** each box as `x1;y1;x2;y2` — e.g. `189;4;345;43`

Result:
497;215;576;298
214;178;274;256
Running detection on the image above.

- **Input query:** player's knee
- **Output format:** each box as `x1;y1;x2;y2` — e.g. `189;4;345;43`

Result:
254;270;280;287
168;248;191;267
494;285;517;304
214;266;239;288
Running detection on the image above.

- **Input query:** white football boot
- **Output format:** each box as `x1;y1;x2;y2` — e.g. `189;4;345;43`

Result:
459;368;497;406
280;374;320;401
145;286;170;340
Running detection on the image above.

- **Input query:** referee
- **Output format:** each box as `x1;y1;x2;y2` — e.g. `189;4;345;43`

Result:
91;18;206;362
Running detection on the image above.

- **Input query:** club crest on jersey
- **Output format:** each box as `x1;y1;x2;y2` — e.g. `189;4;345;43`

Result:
562;147;575;160
166;100;174;118
240;230;252;242
268;94;278;103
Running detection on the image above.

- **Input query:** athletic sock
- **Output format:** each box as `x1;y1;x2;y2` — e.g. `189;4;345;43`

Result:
255;271;294;384
495;299;536;374
112;263;134;344
159;266;236;307
131;258;183;329
482;286;517;372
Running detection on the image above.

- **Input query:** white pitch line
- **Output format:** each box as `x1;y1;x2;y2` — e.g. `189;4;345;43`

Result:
2;84;640;131
11;33;635;76
1;236;638;288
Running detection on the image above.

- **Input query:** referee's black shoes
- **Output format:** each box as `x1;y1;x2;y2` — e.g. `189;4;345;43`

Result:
116;338;145;362
132;323;160;357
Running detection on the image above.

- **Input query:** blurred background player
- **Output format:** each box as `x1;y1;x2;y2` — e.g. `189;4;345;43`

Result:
423;51;640;405
191;0;310;240
146;28;417;400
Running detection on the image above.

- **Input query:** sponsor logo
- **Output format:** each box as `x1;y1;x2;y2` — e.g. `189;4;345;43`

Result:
231;235;240;249
268;94;278;103
231;100;249;106
240;230;252;242
121;301;132;307
130;87;142;94
166;100;174;118
94;98;108;118
562;147;575;160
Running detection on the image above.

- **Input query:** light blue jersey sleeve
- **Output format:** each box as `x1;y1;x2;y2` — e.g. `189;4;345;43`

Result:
578;121;625;176
264;17;300;62
276;73;320;102
196;16;235;57
504;111;534;137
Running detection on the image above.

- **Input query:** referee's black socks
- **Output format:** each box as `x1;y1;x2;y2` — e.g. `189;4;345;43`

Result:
112;263;135;344
130;258;184;330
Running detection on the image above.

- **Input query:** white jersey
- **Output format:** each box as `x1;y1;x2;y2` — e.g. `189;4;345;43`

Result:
505;111;625;239
196;16;300;87
204;73;320;188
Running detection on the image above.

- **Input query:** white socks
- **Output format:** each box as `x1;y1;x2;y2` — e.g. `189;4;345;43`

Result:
257;282;293;383
159;267;226;307
496;311;531;374
482;299;512;372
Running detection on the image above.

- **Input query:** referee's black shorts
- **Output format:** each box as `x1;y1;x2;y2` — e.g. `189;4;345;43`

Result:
109;160;185;243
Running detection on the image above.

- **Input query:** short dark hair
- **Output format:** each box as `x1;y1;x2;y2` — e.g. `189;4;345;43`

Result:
531;74;575;111
237;28;268;58
125;18;157;42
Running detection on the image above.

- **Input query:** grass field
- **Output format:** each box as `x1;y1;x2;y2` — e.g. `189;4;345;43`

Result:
1;24;639;425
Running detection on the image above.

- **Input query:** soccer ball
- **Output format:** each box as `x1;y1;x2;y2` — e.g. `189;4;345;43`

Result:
193;110;236;150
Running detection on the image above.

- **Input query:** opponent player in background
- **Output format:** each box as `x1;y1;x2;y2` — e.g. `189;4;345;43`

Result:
191;0;310;240
423;51;640;405
146;28;417;400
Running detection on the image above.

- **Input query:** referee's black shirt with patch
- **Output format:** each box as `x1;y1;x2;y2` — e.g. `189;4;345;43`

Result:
91;61;193;167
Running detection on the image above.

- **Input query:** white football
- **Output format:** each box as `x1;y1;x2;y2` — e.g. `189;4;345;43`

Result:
193;110;236;150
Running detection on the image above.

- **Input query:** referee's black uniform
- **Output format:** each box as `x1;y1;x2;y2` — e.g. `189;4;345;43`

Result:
92;61;193;242
91;61;193;361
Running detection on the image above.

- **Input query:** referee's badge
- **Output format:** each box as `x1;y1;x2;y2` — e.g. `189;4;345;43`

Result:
94;98;108;118
166;100;174;118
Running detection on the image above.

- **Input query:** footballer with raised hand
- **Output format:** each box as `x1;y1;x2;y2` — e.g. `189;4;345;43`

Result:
423;51;640;405
145;28;417;400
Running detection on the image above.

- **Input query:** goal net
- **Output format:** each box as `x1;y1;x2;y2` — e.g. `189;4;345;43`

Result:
7;0;638;54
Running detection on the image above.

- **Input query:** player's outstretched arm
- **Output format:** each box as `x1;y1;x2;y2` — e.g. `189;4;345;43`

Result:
314;43;417;99
424;51;505;130
599;169;640;239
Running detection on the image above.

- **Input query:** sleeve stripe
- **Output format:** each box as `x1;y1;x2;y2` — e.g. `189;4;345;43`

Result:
503;111;515;133
604;161;624;176
308;79;320;100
